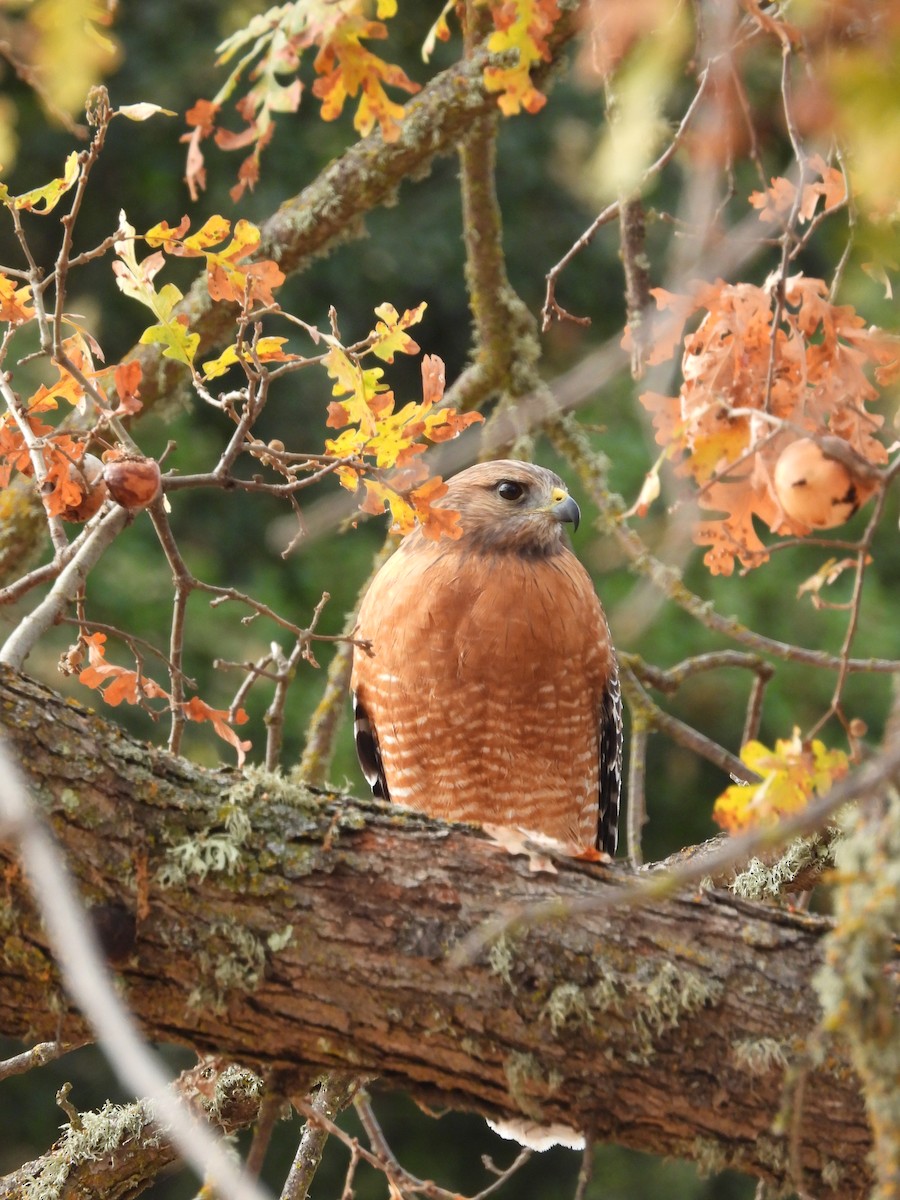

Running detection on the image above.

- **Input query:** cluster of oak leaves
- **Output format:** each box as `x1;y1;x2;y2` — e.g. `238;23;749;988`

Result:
1;9;898;840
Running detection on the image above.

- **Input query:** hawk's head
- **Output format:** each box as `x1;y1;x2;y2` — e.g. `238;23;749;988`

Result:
434;460;580;557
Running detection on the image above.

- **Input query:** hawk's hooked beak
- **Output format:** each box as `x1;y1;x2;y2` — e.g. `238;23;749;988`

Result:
549;487;580;533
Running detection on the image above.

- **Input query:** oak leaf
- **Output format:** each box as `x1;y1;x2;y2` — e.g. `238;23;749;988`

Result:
182;696;251;768
0;275;35;324
638;275;896;574
713;731;849;833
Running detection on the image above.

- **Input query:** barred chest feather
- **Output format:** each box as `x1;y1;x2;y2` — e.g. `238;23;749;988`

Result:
352;544;614;850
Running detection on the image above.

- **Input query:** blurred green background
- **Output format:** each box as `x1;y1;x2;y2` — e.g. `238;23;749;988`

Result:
1;2;897;1196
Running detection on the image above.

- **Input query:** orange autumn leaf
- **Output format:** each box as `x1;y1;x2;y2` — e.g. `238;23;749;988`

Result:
750;154;847;226
369;302;425;363
483;0;561;116
0;415;47;485
0;274;35;324
323;305;482;540
182;696;251;767
113;360;143;415
146;214;285;309
78;632;168;706
312;13;420;141
413;479;464;542
638;275;896;574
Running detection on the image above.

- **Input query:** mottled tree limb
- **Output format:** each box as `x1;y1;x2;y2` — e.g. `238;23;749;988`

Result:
0;667;891;1199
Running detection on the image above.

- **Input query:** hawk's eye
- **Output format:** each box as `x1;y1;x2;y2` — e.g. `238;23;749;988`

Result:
496;480;525;502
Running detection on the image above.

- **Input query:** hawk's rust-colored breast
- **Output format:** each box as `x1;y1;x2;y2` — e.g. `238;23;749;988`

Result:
351;538;615;850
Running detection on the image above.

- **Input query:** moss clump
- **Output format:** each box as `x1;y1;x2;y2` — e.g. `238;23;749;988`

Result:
541;959;723;1061
730;834;833;900
21;1100;157;1200
732;1037;790;1075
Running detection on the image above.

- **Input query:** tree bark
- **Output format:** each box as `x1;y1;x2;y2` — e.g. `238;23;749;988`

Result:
0;667;882;1197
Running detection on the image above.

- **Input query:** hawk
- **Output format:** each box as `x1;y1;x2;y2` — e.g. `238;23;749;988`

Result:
351;460;621;856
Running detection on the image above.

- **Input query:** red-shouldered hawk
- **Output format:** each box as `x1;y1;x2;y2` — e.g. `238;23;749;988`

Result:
351;460;621;856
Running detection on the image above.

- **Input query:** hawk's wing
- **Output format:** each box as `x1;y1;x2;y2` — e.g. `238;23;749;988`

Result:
353;692;389;801
597;664;623;856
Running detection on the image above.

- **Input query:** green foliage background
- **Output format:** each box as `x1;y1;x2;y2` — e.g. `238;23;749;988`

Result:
0;2;897;1197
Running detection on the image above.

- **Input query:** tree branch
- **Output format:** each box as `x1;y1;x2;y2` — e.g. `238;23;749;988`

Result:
0;667;889;1198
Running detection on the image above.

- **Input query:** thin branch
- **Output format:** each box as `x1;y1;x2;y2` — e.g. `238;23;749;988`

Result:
0;504;129;671
0;1038;87;1082
246;1087;286;1179
542;63;714;330
281;1074;362;1200
620;664;759;785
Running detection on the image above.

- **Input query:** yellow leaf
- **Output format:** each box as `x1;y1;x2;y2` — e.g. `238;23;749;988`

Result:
713;730;849;833
202;344;241;381
11;152;80;214
370;301;426;362
422;1;454;62
117;103;177;121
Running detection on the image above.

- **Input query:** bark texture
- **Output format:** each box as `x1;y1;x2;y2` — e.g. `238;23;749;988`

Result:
0;667;883;1197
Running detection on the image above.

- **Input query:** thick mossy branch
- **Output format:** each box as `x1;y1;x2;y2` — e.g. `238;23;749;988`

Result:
459;112;541;406
0;1059;262;1200
0;667;893;1197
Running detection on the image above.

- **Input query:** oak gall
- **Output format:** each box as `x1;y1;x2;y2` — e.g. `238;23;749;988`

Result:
103;455;162;510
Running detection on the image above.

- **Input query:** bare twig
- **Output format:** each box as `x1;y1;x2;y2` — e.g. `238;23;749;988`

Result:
0;1039;86;1082
620;663;759;785
246;1087;286;1179
0;504;129;671
542;63;714;331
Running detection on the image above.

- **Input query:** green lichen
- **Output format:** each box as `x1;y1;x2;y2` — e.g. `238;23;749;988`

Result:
231;764;299;808
58;788;80;813
755;1134;789;1173
188;918;267;1012
637;960;721;1039
158;795;253;888
487;934;516;990
814;793;900;1191
21;1100;156;1200
732;1037;790;1075
730;834;833;900
503;1052;546;1121
158;829;243;887
691;1136;732;1178
208;1062;264;1124
540;958;722;1062
266;925;294;953
542;982;595;1034
821;1159;844;1190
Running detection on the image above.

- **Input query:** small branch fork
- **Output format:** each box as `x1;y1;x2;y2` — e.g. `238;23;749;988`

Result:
541;56;715;332
621;650;774;864
289;1088;532;1200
